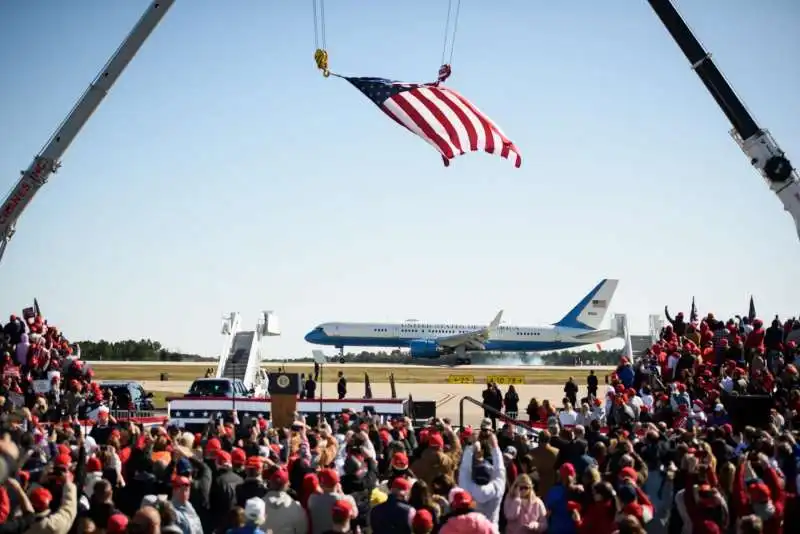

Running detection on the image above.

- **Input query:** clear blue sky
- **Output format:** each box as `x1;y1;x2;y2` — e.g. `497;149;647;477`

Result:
1;1;798;360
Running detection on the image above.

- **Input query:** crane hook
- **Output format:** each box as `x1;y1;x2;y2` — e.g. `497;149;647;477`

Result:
314;49;331;77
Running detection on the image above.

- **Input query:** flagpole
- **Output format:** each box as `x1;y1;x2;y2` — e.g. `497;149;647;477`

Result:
318;362;324;426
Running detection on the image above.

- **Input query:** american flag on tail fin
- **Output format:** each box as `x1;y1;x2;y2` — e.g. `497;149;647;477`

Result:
345;76;522;168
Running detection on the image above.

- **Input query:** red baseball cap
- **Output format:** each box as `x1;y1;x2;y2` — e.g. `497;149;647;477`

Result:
428;433;444;450
30;487;52;512
391;477;412;492
216;450;232;466
413;509;434;531
107;514;129;534
231;448;246;465
391;452;409;470
450;489;472;510
246;456;263;470
270;468;289;486
331;498;353;519
559;463;576;478
318;468;339;487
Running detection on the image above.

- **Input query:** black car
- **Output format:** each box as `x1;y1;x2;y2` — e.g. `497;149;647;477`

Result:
99;380;155;411
187;378;252;398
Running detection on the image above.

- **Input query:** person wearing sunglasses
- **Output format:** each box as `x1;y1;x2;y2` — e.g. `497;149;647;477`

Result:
503;474;547;534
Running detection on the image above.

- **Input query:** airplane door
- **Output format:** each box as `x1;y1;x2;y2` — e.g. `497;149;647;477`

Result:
553;328;562;343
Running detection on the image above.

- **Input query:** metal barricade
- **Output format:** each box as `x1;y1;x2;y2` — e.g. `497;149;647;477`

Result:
458;395;540;443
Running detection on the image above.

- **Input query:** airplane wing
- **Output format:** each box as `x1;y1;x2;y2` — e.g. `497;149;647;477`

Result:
572;328;618;342
436;310;504;351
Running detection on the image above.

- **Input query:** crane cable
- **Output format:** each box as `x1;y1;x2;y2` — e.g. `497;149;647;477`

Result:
313;0;463;82
437;0;462;84
313;0;331;77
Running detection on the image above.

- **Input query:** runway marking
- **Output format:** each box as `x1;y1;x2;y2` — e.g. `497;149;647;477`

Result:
436;393;457;407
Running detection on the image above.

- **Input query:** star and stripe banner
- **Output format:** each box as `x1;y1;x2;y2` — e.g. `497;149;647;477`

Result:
167;397;408;426
345;76;522;168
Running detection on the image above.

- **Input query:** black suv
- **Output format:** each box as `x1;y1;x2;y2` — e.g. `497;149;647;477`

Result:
187;378;252;398
99;381;155;411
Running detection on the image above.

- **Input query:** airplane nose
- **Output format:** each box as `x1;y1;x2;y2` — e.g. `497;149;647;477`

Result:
304;329;321;343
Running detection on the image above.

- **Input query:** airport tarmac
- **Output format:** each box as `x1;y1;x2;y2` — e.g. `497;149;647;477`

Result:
143;381;579;427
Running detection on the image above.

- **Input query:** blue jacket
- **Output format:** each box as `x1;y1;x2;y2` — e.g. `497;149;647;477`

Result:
369;495;414;534
228;526;266;534
618;366;635;388
544;483;576;534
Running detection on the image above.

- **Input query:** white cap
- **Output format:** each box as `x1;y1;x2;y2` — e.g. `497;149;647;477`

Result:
244;498;266;524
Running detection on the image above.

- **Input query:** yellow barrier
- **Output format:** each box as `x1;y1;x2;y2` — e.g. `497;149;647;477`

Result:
447;375;476;384
486;375;525;385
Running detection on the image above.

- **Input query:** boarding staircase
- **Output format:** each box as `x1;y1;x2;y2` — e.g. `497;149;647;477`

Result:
221;331;255;381
216;311;281;395
612;313;634;361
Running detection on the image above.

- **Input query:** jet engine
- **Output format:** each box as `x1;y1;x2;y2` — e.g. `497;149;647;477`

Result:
408;339;441;359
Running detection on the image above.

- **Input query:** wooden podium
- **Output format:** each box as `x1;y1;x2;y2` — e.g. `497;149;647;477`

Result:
268;373;300;428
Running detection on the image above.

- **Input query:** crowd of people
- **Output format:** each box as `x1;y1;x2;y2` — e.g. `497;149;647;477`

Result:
0;306;798;534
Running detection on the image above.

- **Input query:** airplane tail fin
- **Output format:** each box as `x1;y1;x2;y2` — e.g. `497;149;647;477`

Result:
554;279;619;330
487;310;504;335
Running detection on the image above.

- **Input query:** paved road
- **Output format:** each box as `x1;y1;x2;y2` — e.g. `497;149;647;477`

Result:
143;380;587;427
93;360;614;371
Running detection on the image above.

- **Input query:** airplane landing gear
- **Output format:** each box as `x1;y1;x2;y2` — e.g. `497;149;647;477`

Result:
454;346;471;366
338;347;345;364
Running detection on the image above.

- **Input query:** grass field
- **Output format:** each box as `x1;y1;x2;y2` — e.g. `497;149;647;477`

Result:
149;391;177;409
93;362;599;385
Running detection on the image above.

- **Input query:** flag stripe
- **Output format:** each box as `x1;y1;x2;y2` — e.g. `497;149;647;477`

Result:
412;88;464;156
345;76;521;167
446;86;522;167
393;91;455;159
385;97;453;159
419;87;471;153
431;89;479;151
446;89;496;154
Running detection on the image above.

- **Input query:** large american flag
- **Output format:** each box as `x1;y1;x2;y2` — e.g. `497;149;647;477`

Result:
346;76;522;168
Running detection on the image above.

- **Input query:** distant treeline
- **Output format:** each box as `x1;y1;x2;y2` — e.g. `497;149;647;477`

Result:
76;338;623;365
77;339;206;362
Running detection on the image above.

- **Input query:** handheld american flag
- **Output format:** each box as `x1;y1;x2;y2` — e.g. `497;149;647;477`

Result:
345;76;522;168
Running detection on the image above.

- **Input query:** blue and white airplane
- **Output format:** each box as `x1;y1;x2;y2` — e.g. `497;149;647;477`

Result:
304;279;620;364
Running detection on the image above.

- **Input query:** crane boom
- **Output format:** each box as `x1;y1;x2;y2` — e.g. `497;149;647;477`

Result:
647;0;800;241
0;0;175;264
